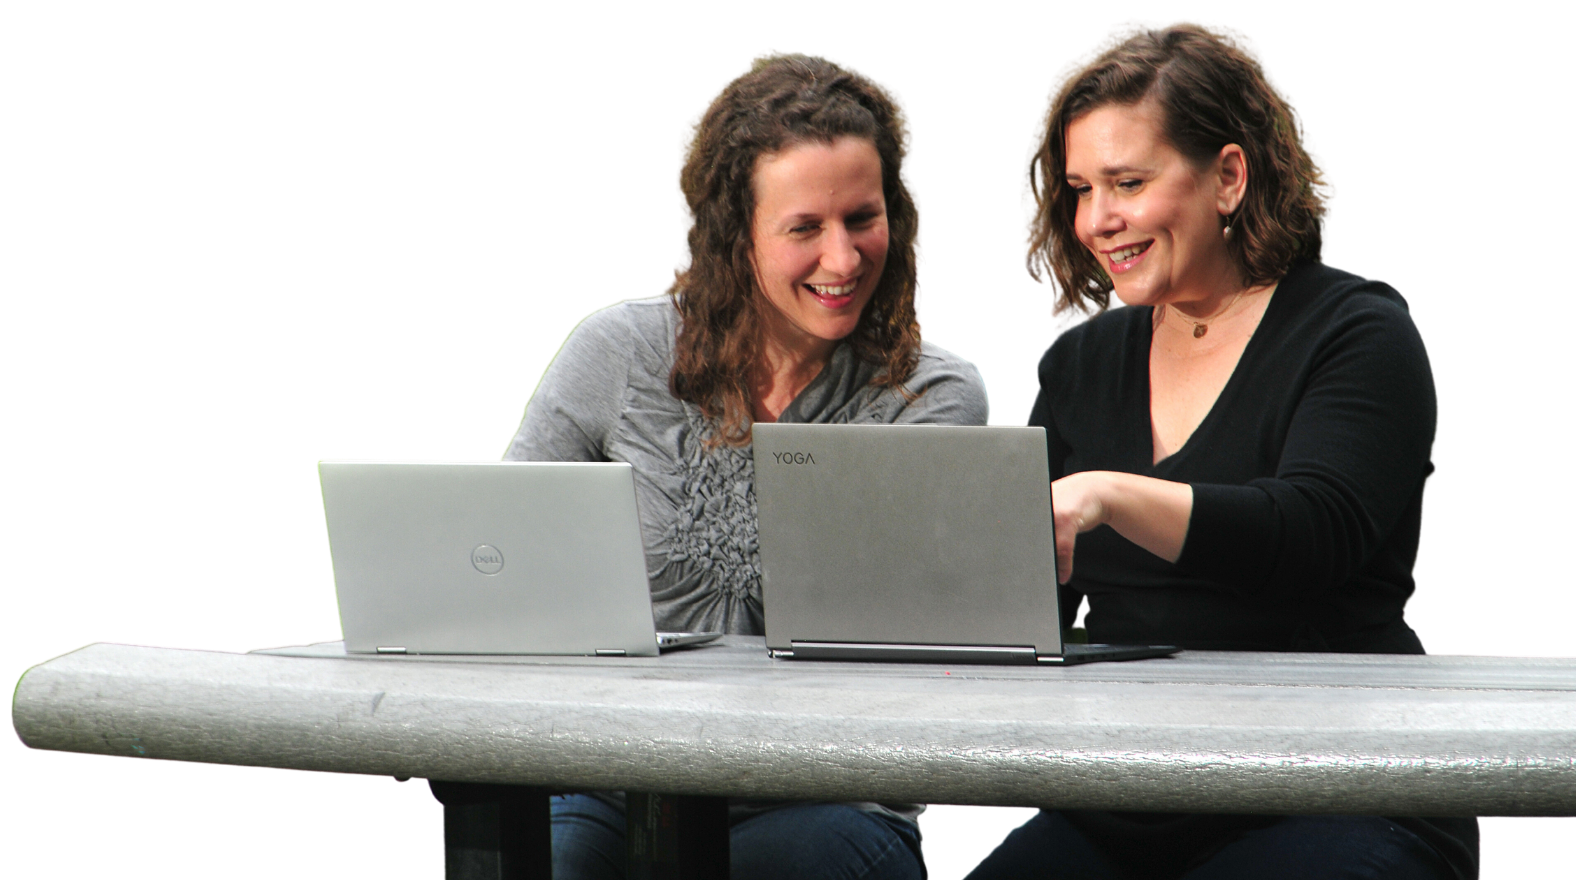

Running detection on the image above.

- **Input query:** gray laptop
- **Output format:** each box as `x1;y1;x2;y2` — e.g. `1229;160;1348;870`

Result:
320;461;718;656
752;424;1177;665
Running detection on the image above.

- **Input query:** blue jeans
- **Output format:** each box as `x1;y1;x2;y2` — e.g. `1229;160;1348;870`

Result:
551;793;925;880
964;811;1461;880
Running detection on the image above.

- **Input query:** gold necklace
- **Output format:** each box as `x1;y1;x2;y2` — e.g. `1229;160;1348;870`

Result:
1160;290;1244;339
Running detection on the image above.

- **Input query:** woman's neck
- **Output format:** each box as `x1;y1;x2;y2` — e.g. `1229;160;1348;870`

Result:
751;327;837;424
1161;258;1258;322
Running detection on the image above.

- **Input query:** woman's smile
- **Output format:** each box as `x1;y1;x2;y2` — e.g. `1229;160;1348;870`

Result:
804;276;862;308
1103;240;1153;272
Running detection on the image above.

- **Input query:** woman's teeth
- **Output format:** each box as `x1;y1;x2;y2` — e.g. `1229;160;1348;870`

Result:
1110;243;1150;263
808;281;856;297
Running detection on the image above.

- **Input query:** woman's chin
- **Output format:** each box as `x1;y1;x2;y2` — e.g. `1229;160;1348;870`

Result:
1111;286;1161;309
817;319;863;343
810;301;871;340
757;288;876;352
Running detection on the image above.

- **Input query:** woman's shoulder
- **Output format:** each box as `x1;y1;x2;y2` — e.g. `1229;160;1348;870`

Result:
1040;304;1149;373
565;296;679;352
907;340;989;422
512;298;680;463
1273;261;1424;351
913;339;986;387
548;297;685;390
1278;261;1412;319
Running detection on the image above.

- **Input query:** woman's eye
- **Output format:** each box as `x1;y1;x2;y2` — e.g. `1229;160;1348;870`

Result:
1068;183;1092;198
1118;179;1143;192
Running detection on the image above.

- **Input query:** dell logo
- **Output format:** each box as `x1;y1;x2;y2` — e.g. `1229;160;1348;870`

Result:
772;451;816;465
471;544;504;575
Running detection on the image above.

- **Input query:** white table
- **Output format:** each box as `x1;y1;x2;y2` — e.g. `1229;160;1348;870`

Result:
16;637;1576;876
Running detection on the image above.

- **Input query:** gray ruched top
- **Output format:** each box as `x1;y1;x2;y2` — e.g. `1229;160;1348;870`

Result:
507;296;989;827
506;296;990;636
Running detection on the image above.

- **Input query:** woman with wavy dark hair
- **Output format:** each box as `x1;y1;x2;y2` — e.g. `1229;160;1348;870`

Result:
966;25;1476;880
506;53;985;879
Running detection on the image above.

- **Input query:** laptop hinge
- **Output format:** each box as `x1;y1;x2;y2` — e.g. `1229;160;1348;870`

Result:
375;646;408;654
788;641;1038;665
594;648;627;657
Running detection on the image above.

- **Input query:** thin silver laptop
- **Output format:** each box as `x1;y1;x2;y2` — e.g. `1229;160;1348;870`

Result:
320;461;718;656
752;424;1177;665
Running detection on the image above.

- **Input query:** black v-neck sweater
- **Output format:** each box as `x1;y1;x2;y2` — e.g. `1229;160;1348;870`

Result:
1028;262;1478;879
1030;260;1436;653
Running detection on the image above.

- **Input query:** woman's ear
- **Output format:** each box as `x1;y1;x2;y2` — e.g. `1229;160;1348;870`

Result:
1216;144;1248;216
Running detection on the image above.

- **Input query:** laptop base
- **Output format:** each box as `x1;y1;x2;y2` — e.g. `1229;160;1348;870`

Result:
772;641;1178;665
1037;643;1180;665
656;632;724;651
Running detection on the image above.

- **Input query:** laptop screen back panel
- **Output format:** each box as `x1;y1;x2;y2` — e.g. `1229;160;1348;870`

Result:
753;425;1063;657
321;462;659;656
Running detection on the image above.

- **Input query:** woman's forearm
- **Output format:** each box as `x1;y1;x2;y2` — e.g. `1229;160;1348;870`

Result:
1097;471;1193;562
1052;470;1193;583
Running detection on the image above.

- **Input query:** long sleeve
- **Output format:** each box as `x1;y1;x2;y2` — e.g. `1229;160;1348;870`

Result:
1176;288;1436;602
503;306;634;463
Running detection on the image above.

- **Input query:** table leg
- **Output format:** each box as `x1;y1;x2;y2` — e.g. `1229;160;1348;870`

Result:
429;780;552;880
626;792;729;880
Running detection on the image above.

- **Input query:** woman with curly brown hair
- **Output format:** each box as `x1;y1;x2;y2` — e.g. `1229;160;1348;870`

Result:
506;54;985;879
965;24;1476;880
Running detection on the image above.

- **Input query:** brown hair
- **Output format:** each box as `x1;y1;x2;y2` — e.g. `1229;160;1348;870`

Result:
669;54;921;446
1029;24;1327;312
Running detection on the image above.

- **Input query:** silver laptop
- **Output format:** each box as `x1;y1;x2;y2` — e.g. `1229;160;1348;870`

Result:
320;461;719;656
752;424;1177;665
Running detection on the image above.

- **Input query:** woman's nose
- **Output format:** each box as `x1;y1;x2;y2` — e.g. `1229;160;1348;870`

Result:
1085;193;1124;239
819;224;861;275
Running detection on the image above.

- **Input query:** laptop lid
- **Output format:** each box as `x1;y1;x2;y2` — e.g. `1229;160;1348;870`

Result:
753;424;1065;662
320;461;664;656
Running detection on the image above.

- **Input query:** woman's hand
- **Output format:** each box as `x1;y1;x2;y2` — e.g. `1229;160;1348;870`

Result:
1051;471;1110;585
1051;471;1194;584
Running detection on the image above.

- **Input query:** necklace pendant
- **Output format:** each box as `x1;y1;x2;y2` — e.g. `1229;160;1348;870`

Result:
1193;324;1208;338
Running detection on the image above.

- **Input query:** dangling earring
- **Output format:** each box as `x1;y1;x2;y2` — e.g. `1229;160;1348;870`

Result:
1222;222;1233;240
